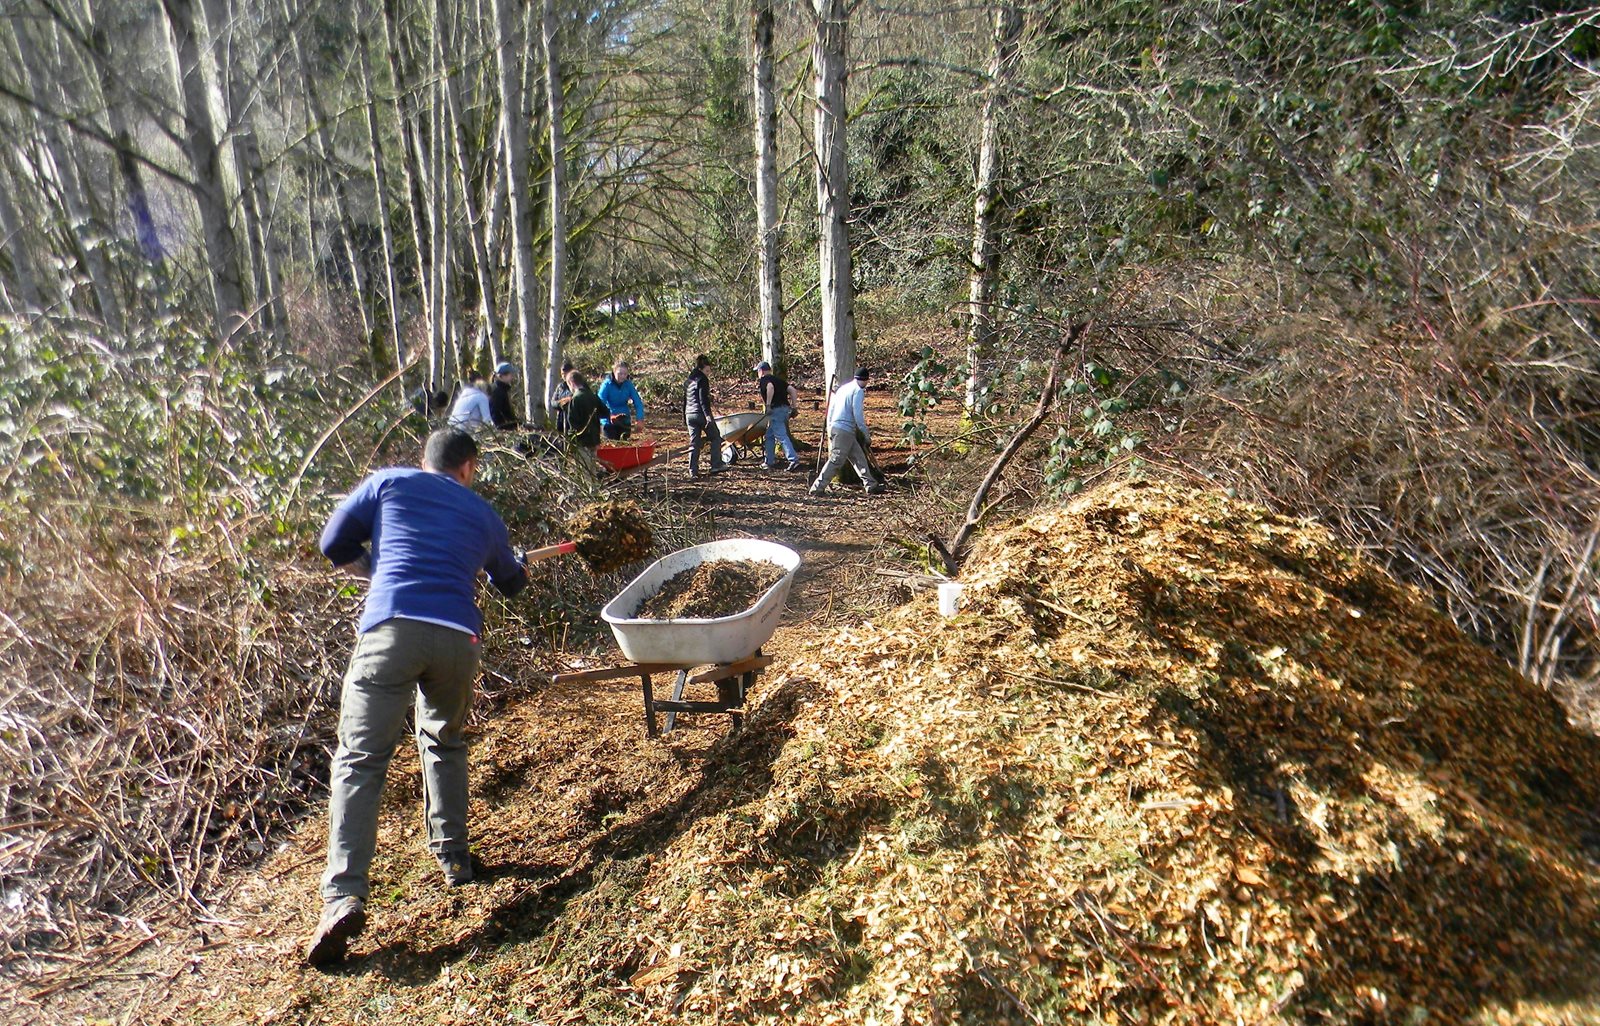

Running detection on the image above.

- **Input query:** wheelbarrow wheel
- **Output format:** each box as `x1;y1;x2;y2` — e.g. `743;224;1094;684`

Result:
721;443;739;465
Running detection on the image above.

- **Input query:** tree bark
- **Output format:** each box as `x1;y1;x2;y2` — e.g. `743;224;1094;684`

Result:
83;5;164;266
160;0;248;345
965;3;1022;414
751;0;783;370
382;0;436;387
11;18;123;329
441;37;501;372
812;0;854;385
542;0;567;404
492;0;544;420
357;21;408;380
0;150;45;314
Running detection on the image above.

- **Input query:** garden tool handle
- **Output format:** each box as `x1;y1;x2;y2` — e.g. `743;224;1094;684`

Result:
522;540;578;563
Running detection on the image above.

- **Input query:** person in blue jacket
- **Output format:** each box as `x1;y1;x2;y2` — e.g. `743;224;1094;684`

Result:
596;359;645;440
306;428;528;966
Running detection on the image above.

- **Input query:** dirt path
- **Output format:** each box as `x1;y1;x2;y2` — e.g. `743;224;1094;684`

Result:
23;392;937;1025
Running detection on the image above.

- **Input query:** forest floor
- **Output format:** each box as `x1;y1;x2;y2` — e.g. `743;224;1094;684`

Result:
19;382;958;1026
21;376;1600;1026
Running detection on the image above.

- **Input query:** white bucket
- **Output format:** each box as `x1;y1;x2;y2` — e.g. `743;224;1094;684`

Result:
937;581;963;617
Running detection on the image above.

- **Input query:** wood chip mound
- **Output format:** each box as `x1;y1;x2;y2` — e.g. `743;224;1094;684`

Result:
633;559;785;620
541;479;1600;1025
566;500;654;575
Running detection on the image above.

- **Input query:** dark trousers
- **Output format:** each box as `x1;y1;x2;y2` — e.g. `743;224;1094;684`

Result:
602;414;632;440
686;416;724;477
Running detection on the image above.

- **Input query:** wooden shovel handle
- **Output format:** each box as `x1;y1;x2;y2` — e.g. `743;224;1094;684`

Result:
523;540;578;563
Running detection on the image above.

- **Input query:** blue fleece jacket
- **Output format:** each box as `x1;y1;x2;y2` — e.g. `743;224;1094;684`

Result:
596;375;645;422
320;467;526;636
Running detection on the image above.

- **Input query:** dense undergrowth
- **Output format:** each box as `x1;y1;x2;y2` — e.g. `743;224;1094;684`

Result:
0;318;706;977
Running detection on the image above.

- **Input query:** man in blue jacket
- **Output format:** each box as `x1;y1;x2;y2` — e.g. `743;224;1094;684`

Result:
306;428;528;966
596;359;645;440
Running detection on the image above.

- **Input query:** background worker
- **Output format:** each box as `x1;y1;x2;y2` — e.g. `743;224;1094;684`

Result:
810;367;884;496
488;363;520;431
597;359;645;440
550;360;575;432
564;369;607;471
307;428;528;966
447;370;492;431
684;354;726;479
753;360;801;472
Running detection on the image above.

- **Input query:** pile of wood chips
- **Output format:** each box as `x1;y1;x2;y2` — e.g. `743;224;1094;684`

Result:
537;480;1600;1024
568;499;654;575
634;559;786;620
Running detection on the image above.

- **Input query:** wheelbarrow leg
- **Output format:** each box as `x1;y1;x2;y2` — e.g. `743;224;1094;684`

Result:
641;671;659;738
663;669;689;734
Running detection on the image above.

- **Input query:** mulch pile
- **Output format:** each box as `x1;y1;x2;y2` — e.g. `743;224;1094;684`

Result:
523;480;1600;1024
568;500;654;575
634;560;786;620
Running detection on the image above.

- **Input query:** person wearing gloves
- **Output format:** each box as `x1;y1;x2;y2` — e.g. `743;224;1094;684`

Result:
488;363;521;430
753;361;802;472
307;428;528;966
447;370;492;431
596;359;645;440
683;353;726;479
810;367;884;496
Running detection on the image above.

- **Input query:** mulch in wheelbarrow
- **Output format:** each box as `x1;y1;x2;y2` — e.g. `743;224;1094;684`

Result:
567;500;654;575
634;559;785;620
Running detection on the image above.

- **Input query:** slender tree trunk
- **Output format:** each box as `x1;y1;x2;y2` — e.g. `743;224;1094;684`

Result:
811;0;854;385
84;7;164;267
199;0;281;334
751;0;782;370
281;0;374;349
12;20;123;329
492;0;544;419
0;152;44;314
382;0;436;387
442;66;501;372
965;4;1022;414
160;0;248;345
542;0;567;400
482;132;508;370
357;20;407;378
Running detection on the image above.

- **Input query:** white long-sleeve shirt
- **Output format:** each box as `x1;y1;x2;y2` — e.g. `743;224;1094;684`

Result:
825;378;868;441
448;387;493;430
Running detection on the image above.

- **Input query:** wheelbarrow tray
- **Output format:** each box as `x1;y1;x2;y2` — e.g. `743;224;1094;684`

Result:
714;411;769;444
596;440;657;472
601;539;800;665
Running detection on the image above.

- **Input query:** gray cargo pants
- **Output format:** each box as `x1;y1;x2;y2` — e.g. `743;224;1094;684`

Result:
321;618;479;901
812;426;875;493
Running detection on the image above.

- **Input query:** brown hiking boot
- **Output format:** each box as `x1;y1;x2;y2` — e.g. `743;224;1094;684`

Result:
305;896;366;966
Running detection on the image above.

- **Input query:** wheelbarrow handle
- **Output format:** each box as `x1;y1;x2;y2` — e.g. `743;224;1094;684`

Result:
523;540;578;563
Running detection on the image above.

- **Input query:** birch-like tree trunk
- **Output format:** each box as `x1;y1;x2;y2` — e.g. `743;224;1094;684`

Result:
84;6;164;266
357;23;407;376
200;0;282;335
542;0;567;401
965;3;1022;414
443;70;501;371
160;0;248;345
491;0;544;419
812;0;854;385
751;0;783;370
11;19;123;329
382;0;436;385
0;150;44;314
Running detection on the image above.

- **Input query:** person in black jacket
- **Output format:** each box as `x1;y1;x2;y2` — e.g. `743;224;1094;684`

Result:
489;363;520;430
684;354;725;479
565;370;607;471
